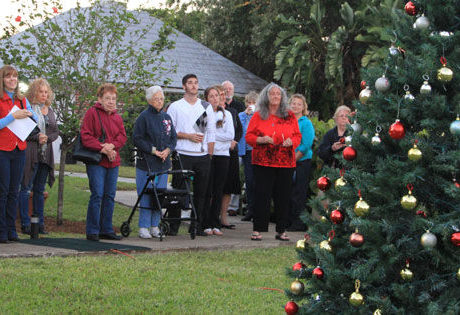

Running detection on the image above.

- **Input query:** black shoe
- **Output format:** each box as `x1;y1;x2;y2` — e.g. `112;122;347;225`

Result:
241;214;253;222
228;210;238;216
286;223;307;232
21;225;31;235
86;234;99;241
196;230;208;236
39;226;48;235
99;233;122;240
8;236;20;242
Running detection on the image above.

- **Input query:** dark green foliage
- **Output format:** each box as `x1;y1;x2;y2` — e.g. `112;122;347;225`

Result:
289;1;460;313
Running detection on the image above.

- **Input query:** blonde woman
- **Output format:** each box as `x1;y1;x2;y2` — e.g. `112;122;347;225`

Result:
19;78;59;235
287;94;314;232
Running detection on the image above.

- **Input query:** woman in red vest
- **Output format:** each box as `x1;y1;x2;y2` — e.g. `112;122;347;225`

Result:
0;65;38;243
245;83;301;241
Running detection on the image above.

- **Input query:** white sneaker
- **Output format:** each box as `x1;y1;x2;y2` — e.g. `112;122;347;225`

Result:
212;228;223;236
150;226;161;238
139;228;152;239
203;228;213;236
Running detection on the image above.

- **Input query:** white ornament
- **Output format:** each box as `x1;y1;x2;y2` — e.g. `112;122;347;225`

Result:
414;15;430;30
375;75;390;92
421;231;437;249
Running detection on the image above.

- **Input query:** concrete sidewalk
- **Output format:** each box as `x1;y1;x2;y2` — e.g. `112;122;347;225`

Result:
1;186;306;258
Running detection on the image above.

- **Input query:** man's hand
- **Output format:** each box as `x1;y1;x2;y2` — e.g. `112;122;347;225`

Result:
331;141;346;151
189;133;204;143
230;140;238;150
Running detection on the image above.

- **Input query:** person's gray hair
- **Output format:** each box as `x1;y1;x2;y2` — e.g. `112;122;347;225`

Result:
333;105;351;119
146;85;163;102
221;80;234;88
256;83;290;120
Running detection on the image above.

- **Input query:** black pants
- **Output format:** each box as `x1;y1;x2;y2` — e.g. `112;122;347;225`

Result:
168;154;211;233
203;155;229;229
289;159;311;227
253;165;294;233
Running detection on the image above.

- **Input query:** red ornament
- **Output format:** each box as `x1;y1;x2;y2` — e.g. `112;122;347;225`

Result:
349;232;364;247
284;301;299;315
15;16;21;22
317;176;331;191
312;267;324;279
343;146;357;161
339;137;345;144
52;7;59;14
389;120;405;140
454;179;460;188
292;262;306;271
416;210;427;218
360;80;367;89
404;1;417;16
451;232;460;247
330;209;344;224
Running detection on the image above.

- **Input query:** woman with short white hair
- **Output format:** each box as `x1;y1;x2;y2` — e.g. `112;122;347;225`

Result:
132;85;177;239
318;105;351;168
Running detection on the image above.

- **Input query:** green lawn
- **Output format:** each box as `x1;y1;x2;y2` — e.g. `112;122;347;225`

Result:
56;163;136;178
0;247;295;314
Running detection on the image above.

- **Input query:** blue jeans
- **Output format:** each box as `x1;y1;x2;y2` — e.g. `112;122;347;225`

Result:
136;168;167;228
0;148;25;241
86;164;119;235
18;162;50;227
242;151;254;215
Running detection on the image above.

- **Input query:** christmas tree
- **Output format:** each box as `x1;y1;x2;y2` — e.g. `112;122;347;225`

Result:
285;1;460;314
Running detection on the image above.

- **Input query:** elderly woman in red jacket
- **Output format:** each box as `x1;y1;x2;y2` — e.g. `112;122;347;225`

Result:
245;83;301;241
80;83;127;241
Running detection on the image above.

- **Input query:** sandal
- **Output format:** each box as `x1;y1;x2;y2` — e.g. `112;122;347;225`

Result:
251;232;262;241
275;233;290;241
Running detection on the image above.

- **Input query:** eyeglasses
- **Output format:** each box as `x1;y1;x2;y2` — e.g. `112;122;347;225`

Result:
102;97;117;102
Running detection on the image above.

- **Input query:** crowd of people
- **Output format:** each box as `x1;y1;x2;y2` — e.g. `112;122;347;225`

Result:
1;66;353;243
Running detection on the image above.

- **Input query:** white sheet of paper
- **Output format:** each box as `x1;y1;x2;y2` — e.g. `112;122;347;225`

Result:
7;105;38;142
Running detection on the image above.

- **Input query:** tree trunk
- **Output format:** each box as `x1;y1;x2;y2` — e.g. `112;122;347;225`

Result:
56;148;67;225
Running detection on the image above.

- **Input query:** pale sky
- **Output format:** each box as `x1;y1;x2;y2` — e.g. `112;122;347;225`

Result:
0;0;172;36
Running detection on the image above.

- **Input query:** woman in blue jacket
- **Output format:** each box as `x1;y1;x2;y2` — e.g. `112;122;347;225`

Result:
132;86;177;239
287;94;315;231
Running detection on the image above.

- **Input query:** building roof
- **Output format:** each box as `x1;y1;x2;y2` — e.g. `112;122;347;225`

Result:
1;3;268;96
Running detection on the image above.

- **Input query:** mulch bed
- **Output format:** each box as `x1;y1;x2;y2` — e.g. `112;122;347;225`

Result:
15;216;120;235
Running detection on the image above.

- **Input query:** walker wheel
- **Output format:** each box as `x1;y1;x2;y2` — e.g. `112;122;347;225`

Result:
159;221;170;236
189;221;196;240
120;221;131;237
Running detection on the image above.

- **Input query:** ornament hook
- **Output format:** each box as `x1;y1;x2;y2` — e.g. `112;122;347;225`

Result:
354;279;360;291
328;230;335;241
375;125;382;133
403;84;410;92
422;74;429;81
407;183;414;192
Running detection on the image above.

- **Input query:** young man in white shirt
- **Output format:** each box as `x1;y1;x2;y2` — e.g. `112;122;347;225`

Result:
166;74;215;236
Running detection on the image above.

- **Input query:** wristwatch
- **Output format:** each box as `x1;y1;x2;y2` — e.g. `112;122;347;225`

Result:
151;146;156;155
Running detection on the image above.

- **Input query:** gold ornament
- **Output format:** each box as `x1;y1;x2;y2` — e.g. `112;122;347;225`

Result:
374;309;383;315
290;279;305;295
371;133;381;145
335;176;347;189
296;239;306;250
319;239;332;252
401;191;417;210
320;216;328;223
359;86;372;104
400;262;413;281
457;268;460;281
420;80;431;94
437;65;453;82
408;144;422;161
349;280;364;307
354;198;370;216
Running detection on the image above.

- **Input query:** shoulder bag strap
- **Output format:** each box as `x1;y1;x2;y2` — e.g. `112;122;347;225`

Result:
95;109;107;142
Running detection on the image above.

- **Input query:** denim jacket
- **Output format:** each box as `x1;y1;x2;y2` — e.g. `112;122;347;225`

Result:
237;111;253;156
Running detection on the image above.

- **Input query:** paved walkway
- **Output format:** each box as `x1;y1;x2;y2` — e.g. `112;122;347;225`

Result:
1;176;306;258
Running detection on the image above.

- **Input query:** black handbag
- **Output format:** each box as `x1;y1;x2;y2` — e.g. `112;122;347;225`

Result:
72;110;106;164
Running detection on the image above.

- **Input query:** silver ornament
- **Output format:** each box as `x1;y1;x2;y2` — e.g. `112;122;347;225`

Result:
375;75;390;92
389;43;399;56
371;133;381;145
450;117;460;135
414;15;430;30
345;136;352;145
351;121;362;134
404;91;415;101
420;80;431;94
421;231;437;249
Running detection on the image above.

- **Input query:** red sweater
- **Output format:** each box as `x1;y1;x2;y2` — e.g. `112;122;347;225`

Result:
0;92;27;151
80;103;127;168
245;111;301;168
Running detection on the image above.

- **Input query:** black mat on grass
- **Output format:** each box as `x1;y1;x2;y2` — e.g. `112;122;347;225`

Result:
19;238;150;252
